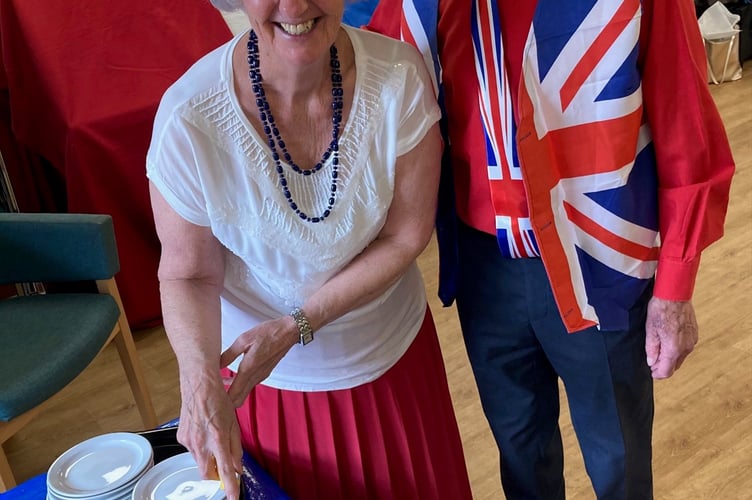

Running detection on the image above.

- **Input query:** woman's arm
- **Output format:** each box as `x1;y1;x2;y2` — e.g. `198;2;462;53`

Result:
221;122;443;401
303;123;442;327
150;183;243;500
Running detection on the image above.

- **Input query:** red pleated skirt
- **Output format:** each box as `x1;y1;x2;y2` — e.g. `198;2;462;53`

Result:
234;307;472;500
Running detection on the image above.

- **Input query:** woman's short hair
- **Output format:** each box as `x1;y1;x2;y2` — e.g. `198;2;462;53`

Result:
210;0;244;12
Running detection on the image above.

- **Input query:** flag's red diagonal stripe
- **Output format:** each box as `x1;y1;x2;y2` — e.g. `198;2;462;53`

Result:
560;0;638;112
564;201;659;261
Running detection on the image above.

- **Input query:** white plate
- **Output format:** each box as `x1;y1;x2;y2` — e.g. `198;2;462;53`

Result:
47;432;153;498
48;489;133;500
131;452;225;500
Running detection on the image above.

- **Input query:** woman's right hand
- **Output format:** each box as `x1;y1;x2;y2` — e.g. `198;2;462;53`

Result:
176;373;243;500
149;183;241;496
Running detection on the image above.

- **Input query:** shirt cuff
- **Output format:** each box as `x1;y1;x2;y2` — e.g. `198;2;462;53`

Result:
653;256;702;302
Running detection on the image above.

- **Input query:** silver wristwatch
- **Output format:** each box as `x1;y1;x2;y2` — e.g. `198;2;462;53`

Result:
290;307;314;345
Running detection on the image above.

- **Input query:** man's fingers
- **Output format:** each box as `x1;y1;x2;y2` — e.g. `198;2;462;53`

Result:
645;328;660;367
650;349;681;379
651;363;675;379
646;297;698;379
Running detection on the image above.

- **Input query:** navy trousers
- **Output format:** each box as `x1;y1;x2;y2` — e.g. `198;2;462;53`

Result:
455;222;654;500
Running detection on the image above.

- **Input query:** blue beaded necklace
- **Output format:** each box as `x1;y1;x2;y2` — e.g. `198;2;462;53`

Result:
247;30;343;223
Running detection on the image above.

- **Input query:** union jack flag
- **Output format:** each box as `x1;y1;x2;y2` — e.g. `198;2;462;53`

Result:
397;0;659;332
518;0;659;331
472;0;539;259
399;0;441;96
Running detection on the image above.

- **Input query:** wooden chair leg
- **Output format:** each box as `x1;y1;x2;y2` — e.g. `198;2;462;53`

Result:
0;407;43;493
0;443;17;493
112;328;159;429
98;278;159;429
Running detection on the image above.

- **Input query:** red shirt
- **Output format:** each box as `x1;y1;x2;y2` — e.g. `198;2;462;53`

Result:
368;0;734;302
435;1;536;236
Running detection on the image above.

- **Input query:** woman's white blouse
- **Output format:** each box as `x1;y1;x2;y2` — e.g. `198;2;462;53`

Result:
147;26;441;391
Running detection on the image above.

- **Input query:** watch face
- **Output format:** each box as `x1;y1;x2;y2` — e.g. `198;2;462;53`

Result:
291;308;313;345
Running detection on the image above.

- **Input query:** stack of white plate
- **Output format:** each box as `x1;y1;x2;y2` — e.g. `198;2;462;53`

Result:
131;452;225;500
46;432;154;500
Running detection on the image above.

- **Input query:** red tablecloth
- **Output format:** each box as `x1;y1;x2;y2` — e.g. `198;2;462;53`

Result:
0;0;232;327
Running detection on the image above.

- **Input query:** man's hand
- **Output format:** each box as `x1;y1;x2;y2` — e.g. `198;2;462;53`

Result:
645;297;698;379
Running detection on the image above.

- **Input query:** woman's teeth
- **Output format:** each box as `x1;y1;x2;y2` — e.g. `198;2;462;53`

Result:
280;20;315;35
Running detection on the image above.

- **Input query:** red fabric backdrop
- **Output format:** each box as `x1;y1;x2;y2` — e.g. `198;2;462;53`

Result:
0;0;232;327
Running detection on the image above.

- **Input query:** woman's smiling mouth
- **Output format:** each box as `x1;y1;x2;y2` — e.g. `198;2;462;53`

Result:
279;19;315;35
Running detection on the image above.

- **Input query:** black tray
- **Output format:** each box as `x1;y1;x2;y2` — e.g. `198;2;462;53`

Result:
136;425;188;464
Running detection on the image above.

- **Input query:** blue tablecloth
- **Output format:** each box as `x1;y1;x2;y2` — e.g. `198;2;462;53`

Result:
1;420;289;500
0;451;288;500
0;474;45;500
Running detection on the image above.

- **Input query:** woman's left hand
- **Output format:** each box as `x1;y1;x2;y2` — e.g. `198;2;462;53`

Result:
220;316;299;406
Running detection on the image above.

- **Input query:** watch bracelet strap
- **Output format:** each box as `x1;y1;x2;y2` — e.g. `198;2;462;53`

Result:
290;307;314;345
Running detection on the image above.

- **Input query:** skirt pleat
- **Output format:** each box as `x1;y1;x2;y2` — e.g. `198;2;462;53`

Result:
324;390;366;498
234;307;472;499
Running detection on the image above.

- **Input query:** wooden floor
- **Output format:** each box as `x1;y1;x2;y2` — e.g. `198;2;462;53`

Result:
4;68;751;499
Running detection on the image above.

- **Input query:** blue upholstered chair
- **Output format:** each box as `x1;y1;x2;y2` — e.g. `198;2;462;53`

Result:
0;213;158;491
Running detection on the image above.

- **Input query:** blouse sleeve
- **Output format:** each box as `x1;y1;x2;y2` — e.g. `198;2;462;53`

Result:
396;50;442;156
638;0;735;301
146;111;211;227
364;2;441;156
